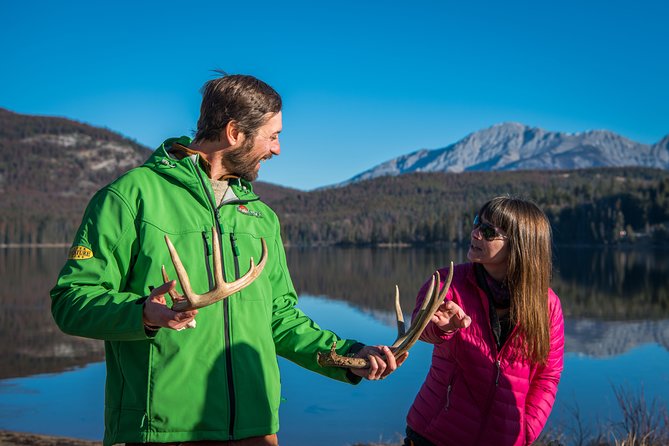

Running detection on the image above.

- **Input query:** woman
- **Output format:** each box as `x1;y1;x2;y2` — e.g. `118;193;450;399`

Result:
404;196;564;446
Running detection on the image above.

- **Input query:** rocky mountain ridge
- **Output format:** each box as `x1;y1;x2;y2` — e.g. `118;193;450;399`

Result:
345;122;669;185
0;108;296;244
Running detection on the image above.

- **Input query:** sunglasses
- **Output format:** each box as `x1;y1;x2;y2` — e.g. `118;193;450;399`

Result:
473;214;507;241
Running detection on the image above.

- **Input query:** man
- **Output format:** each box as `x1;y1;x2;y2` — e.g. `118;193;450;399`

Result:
51;74;404;446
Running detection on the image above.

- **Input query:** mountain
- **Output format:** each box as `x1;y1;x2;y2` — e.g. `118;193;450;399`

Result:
344;122;669;185
3;109;669;247
0;107;153;195
0;108;155;244
0;108;299;244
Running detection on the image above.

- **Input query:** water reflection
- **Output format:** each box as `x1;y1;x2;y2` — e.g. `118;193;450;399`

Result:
285;246;669;357
1;246;668;379
0;248;104;379
286;245;669;320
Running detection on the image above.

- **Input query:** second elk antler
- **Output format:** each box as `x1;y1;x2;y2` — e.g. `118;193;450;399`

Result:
317;262;454;369
162;227;268;311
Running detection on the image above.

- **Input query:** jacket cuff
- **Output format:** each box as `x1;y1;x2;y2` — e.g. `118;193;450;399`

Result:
138;296;160;338
143;324;160;337
344;342;365;384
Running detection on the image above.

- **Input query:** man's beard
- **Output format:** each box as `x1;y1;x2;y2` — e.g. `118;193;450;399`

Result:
221;137;265;182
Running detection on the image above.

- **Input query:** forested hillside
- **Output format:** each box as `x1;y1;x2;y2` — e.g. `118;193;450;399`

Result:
0;108;151;244
270;168;669;246
2;108;668;246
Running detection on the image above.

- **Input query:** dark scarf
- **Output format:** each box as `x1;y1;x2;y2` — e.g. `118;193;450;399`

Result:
474;264;513;349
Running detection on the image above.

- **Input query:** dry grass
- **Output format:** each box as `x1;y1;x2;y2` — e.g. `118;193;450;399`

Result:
0;431;99;446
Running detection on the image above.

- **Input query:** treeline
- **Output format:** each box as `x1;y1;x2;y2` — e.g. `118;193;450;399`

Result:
3;165;669;246
265;167;669;246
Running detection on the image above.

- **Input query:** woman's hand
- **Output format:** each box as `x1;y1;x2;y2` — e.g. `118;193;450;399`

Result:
431;300;471;333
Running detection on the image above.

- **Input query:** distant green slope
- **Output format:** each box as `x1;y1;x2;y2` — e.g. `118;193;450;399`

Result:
267;168;669;246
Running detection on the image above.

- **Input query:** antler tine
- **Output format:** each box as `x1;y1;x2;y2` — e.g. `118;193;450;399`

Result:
166;228;269;312
394;285;406;340
317;261;455;370
438;261;454;304
391;275;436;349
211;238;268;297
391;272;439;353
164;234;197;308
392;262;454;357
211;226;225;287
161;264;184;302
410;274;438;329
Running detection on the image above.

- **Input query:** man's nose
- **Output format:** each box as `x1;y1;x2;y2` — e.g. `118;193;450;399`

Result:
271;141;281;156
471;227;482;239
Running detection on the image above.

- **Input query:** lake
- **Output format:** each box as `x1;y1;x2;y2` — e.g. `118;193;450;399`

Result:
1;246;668;445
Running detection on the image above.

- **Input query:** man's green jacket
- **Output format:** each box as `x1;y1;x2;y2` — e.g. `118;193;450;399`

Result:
51;137;360;445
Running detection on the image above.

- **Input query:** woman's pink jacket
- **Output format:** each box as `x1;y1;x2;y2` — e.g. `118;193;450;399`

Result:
406;263;565;446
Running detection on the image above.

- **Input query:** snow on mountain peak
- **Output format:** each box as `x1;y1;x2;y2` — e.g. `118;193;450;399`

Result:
342;123;669;186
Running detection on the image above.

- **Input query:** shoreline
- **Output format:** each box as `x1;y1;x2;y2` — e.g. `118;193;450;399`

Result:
0;431;391;446
0;244;70;248
0;430;101;446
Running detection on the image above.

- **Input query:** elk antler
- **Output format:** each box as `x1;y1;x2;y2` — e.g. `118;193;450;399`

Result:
317;262;454;369
161;228;268;311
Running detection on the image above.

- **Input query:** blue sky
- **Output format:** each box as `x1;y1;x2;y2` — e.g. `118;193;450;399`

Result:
2;0;667;190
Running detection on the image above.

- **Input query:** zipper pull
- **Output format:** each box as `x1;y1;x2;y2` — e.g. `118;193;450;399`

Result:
444;384;452;411
202;231;211;256
495;360;501;386
230;233;240;257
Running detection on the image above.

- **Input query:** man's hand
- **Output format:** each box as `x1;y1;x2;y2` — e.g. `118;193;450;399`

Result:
349;345;409;380
143;280;198;330
431;300;471;333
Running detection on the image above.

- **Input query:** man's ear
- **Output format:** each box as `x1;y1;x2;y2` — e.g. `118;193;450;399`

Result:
223;121;242;145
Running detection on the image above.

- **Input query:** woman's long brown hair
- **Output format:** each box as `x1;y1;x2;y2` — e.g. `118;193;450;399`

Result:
480;196;552;365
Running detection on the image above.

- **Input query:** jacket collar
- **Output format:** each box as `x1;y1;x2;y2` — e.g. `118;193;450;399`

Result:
145;136;260;203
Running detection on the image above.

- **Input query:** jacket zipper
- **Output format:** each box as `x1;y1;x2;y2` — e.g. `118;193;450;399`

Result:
443;369;458;412
474;352;500;445
202;232;213;288
223;229;241;440
474;320;518;444
444;384;452;411
230;233;241;278
191;162;237;439
474;286;506;445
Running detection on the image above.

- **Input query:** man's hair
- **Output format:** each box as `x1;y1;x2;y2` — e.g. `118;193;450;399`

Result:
479;196;553;365
194;72;282;142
